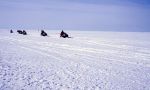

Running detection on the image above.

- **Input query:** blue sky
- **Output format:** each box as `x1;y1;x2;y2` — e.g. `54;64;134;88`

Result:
0;0;150;31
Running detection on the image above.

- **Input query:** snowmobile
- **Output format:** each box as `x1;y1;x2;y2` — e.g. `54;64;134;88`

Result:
41;30;48;36
17;30;23;34
22;30;27;35
60;30;70;38
10;30;13;33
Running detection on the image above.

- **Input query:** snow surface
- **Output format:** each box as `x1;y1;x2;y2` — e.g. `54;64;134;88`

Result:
0;30;150;90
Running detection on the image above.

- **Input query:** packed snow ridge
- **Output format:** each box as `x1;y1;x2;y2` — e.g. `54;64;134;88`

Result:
0;30;150;90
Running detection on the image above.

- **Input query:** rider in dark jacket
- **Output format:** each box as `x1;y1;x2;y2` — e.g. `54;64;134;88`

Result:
60;30;69;38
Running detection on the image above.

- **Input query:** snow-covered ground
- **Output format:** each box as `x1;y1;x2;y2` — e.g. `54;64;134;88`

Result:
0;30;150;90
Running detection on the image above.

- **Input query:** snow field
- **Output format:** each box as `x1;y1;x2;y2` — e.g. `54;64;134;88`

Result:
0;30;150;90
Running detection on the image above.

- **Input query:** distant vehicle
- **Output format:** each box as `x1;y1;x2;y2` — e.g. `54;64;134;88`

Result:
60;30;69;38
22;30;27;35
10;30;13;33
41;30;48;36
17;30;23;34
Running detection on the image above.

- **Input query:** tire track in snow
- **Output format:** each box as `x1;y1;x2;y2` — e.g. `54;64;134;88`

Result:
1;36;114;89
5;36;150;68
3;36;149;87
0;40;89;89
1;34;150;89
